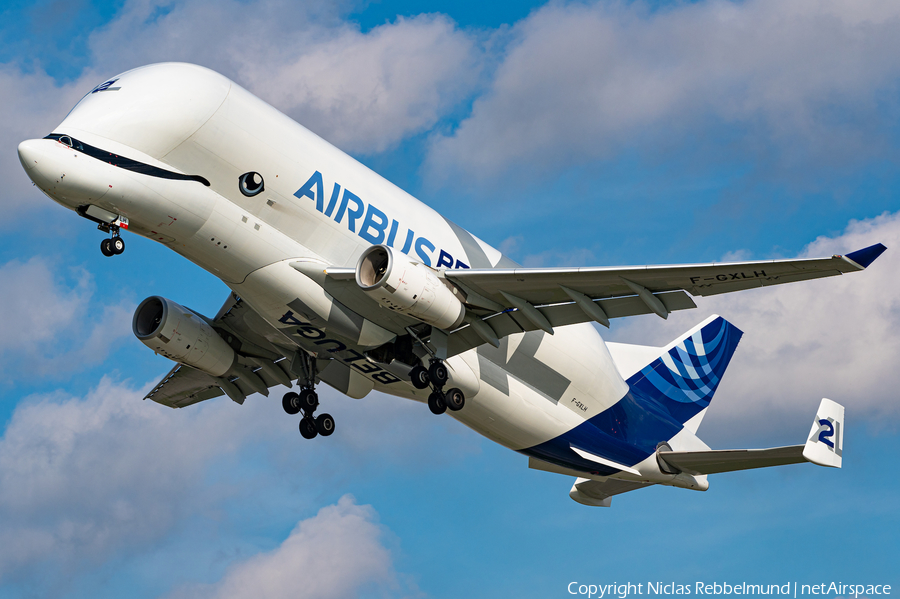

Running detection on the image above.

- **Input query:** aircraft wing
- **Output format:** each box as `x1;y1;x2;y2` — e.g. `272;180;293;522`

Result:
144;363;225;408
306;244;885;359
444;243;887;310
437;243;886;355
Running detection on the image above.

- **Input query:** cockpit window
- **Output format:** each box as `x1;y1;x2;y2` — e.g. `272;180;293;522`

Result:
43;133;209;186
56;135;84;151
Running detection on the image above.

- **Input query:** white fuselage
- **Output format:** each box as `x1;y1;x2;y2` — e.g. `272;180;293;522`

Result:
19;63;656;470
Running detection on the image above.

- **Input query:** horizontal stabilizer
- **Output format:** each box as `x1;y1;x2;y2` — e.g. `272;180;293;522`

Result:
569;477;653;507
658;398;845;475
658;445;805;475
570;445;642;475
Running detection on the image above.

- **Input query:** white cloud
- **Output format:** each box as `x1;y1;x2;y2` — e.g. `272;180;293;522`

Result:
428;0;900;183
0;378;248;581
0;370;472;588
607;210;900;443
0;257;133;380
85;0;481;153
247;15;480;153
165;495;406;599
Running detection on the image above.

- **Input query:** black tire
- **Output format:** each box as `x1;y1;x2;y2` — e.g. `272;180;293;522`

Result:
315;413;335;436
282;392;301;415
428;391;447;415
444;387;465;412
299;417;318;439
112;237;125;254
299;388;318;411
428;361;448;387
100;238;114;257
409;365;430;389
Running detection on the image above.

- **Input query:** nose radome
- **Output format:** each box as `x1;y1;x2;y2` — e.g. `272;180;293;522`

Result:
17;139;42;171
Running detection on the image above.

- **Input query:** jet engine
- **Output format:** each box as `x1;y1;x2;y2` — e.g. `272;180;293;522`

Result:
133;296;236;377
356;245;466;330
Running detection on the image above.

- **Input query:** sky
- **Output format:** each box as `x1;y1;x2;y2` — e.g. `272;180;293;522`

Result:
1;0;899;597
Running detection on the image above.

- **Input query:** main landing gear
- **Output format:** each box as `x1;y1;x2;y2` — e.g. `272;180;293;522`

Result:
100;225;125;257
281;353;334;439
409;358;465;416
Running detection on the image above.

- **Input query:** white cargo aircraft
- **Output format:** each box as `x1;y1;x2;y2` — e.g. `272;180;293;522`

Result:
18;63;881;506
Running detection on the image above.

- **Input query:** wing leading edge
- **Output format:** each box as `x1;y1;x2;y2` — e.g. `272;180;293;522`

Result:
444;243;887;307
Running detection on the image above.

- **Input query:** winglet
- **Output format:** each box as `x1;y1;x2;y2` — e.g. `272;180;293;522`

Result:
803;398;844;468
844;243;887;269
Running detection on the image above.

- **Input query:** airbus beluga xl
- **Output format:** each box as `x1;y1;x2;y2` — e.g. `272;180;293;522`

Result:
17;63;883;506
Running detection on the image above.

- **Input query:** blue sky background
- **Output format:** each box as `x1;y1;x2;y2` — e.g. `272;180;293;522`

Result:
1;0;899;597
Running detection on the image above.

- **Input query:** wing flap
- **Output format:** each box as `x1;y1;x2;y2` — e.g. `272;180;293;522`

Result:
144;363;225;408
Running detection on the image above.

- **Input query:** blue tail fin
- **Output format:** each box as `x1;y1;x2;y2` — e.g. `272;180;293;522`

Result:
627;315;743;427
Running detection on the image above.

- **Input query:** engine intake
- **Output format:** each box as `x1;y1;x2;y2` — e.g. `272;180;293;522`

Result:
133;296;236;377
356;245;466;330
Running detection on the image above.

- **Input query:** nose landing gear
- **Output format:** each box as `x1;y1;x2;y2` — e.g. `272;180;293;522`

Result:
282;353;334;439
75;206;128;257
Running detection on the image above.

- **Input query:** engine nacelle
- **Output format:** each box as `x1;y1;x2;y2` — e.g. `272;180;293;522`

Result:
133;296;236;377
356;245;466;330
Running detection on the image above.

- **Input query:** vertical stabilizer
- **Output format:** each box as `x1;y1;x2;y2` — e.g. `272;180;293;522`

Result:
803;398;844;468
627;315;743;429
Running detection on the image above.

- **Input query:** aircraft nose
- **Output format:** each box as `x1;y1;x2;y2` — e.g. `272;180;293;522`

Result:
17;139;42;171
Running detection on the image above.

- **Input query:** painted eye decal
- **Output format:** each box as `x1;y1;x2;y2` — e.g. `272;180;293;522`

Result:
239;171;264;197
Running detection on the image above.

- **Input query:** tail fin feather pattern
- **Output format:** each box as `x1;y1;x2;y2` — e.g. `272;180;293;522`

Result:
627;315;743;425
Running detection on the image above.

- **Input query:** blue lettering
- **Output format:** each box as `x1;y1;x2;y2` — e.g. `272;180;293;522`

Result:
436;249;454;269
400;229;414;254
334;189;364;232
296;169;450;272
359;204;389;244
324;183;341;217
454;259;470;269
294;171;324;212
818;419;835;448
415;237;435;266
386;219;399;247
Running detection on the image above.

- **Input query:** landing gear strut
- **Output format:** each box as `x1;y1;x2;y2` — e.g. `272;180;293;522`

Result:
282;352;334;439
